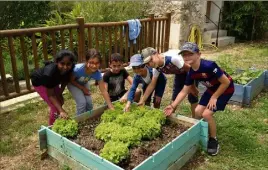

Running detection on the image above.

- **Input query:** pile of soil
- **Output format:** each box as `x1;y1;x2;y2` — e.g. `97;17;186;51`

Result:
72;118;189;170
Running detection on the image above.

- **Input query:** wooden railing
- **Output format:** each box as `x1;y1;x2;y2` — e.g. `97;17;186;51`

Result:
0;13;171;101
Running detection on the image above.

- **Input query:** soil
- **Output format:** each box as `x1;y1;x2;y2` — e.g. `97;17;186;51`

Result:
72;118;189;170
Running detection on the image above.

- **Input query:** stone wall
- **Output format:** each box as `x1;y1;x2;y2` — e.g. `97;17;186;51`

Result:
145;0;206;48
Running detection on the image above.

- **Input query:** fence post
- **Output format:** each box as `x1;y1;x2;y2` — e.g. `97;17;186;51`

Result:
76;17;85;62
149;14;155;48
164;12;171;51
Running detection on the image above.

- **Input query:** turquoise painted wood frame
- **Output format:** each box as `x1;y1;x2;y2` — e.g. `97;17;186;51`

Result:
198;70;267;106
38;105;208;170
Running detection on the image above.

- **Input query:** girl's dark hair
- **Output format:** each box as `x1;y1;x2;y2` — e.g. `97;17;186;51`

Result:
110;53;123;63
55;49;76;64
86;48;102;63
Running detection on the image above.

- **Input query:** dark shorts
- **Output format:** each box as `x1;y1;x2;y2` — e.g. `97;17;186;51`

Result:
199;90;234;112
110;90;127;102
172;73;199;104
143;73;167;105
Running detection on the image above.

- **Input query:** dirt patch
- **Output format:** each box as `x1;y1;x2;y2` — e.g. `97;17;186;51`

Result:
72;118;189;170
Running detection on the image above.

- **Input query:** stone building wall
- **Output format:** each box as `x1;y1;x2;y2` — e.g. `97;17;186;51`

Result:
145;0;206;48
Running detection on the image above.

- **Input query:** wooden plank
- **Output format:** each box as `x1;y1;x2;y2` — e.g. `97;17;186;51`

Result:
31;34;39;69
0;88;35;102
51;31;57;56
144;22;148;47
246;71;265;101
41;32;48;60
101;27;106;69
265;70;268;87
161;20;165;53
95;27;99;51
38;126;47;150
119;26;123;58
0;42;8;97
88;27;92;49
108;27;112;66
46;129;123;170
47;146;90;170
8;36;20;93
134;133;200;170
153;20;157;49
199;120;208;150
114;26;118;53
69;29;73;50
19;36;31;90
157;20;161;51
75;105;107;123
167;145;198;170
125;25;129;63
60;30;65;49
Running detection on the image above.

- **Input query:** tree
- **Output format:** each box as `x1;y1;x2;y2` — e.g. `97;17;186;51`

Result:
221;2;268;41
0;1;51;30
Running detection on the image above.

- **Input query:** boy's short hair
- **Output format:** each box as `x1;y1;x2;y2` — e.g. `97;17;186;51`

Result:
110;53;123;63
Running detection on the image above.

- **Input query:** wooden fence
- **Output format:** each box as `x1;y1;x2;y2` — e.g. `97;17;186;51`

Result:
0;13;171;101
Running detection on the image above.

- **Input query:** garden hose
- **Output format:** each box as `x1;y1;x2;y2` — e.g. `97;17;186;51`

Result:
187;25;218;50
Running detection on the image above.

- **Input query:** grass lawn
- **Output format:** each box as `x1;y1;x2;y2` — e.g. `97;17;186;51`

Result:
0;42;268;170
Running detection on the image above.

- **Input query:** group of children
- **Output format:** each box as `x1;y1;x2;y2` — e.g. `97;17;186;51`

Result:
31;42;234;156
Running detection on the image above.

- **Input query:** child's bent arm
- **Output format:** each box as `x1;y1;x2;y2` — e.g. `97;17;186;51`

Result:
212;74;230;98
171;85;191;108
182;63;191;72
126;76;133;85
70;73;85;90
98;80;114;109
47;88;66;114
141;76;158;103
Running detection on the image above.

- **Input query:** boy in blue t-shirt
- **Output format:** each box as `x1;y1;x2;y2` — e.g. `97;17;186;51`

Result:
164;42;234;156
124;54;167;112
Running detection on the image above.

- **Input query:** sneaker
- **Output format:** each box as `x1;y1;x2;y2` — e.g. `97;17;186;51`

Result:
207;137;220;156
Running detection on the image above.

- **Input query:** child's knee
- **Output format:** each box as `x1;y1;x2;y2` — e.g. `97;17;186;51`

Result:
194;106;203;118
202;110;213;120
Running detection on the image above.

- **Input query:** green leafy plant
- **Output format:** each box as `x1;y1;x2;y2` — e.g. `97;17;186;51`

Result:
52;119;78;138
95;122;121;141
100;141;129;164
232;69;263;85
110;126;142;147
94;102;166;164
134;117;161;140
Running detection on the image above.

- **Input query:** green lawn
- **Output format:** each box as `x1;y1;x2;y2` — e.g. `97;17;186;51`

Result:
0;42;268;170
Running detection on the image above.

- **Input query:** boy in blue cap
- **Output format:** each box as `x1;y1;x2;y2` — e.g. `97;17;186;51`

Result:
123;54;167;112
164;42;235;156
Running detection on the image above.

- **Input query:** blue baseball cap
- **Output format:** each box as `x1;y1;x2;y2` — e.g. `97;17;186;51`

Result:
179;42;199;54
129;54;144;67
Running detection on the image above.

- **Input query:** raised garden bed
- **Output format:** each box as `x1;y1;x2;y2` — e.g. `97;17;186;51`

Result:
198;70;268;106
39;104;208;170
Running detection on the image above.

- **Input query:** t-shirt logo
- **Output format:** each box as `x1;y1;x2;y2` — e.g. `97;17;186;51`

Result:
213;68;218;73
202;73;208;78
201;81;213;87
78;77;89;83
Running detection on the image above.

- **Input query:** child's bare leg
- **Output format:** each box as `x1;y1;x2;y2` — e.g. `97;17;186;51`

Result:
191;103;198;118
202;109;216;138
194;104;206;119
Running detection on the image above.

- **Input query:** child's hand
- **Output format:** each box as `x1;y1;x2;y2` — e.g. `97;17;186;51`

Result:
82;87;91;96
207;96;217;111
123;104;131;112
119;97;127;103
137;101;145;106
164;105;174;116
59;111;68;119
